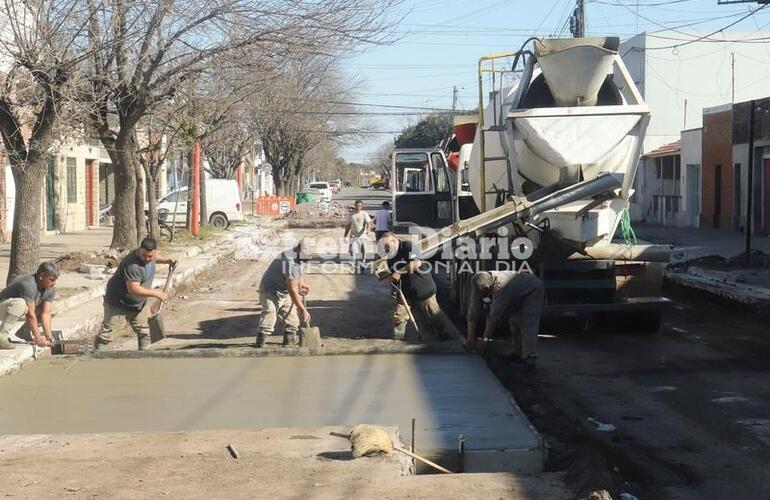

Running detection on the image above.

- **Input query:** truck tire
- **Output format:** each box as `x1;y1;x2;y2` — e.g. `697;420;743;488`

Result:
209;212;228;228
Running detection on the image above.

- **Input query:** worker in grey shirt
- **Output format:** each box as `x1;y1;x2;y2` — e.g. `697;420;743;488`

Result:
94;237;176;351
466;271;545;366
0;262;59;349
256;242;310;347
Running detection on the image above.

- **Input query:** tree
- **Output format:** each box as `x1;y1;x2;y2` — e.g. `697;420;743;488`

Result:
0;0;90;283
393;113;453;149
85;0;403;249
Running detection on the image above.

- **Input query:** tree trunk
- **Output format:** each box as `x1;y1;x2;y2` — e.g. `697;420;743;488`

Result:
0;156;7;243
273;173;285;196
134;160;146;241
6;159;45;284
108;132;138;249
199;159;207;226
185;150;192;230
144;163;160;240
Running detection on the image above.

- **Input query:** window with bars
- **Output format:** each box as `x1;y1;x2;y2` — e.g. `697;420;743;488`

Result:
66;158;77;203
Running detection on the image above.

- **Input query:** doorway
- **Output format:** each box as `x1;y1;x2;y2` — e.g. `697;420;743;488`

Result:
85;160;95;226
713;164;721;229
733;163;741;231
762;158;770;234
686;164;701;228
45;157;56;231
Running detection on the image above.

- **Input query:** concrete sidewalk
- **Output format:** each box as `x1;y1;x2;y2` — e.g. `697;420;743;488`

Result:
634;223;770;262
0;220;278;376
635;224;770;307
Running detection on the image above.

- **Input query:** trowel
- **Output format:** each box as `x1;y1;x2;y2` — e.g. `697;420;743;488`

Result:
149;265;176;343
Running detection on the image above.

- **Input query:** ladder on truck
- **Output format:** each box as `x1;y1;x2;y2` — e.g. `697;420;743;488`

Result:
477;51;521;213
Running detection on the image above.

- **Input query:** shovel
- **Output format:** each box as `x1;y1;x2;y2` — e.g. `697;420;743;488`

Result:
149;265;176;343
298;295;321;350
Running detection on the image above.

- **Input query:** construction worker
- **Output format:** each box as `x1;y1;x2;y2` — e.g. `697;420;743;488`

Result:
466;271;545;367
380;232;460;341
0;262;59;349
256;242;310;348
94;237;176;351
344;199;371;272
373;201;392;241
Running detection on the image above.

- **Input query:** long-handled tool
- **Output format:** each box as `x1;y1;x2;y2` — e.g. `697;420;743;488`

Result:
392;282;422;341
149;264;176;343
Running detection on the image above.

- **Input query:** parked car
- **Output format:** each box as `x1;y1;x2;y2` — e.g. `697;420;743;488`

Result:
306;181;333;202
150;179;243;228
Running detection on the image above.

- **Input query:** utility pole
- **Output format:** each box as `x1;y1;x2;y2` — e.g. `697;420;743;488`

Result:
731;52;735;104
745;100;756;266
570;0;585;38
452;85;459;113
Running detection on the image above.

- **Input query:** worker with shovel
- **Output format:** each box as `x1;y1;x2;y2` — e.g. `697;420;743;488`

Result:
94;237;176;351
380;232;460;341
0;262;59;350
255;242;310;348
466;271;544;368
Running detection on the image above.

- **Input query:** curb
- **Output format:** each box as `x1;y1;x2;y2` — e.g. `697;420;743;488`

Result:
0;228;255;377
665;270;770;308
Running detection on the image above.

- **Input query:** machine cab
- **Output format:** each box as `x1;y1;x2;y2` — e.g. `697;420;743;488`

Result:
392;149;454;230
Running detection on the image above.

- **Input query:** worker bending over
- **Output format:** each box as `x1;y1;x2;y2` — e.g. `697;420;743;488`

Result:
466;271;545;367
256;242;310;348
381;232;460;341
0;262;59;349
94;237;176;351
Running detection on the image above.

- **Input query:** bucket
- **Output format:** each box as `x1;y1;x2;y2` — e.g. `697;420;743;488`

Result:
296;191;313;204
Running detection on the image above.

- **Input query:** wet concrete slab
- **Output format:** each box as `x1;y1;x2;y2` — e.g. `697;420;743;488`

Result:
0;354;544;472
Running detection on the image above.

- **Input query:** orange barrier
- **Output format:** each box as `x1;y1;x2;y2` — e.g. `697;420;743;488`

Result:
253;196;295;217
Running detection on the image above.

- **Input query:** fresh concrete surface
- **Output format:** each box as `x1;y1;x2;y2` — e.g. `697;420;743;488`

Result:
0;353;545;473
0;428;567;499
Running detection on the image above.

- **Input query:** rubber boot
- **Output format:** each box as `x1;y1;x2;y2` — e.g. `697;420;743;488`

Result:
282;333;298;347
255;333;266;348
393;325;406;341
93;337;109;352
0;337;15;350
137;335;151;351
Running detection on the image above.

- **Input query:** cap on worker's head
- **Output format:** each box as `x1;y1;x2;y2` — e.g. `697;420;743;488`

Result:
36;261;60;279
473;271;494;291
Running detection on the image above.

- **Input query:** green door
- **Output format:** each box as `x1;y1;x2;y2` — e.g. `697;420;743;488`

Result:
46;157;56;230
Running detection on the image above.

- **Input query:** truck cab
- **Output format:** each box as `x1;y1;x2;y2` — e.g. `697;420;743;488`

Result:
391;149;459;230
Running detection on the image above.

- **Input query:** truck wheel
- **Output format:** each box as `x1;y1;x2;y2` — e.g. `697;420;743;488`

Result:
209;213;228;228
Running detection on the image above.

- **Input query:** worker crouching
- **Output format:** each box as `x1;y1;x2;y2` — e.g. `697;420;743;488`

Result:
255;242;310;348
381;232;460;341
466;271;545;367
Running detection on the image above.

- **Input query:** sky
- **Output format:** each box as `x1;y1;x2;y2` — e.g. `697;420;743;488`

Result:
339;0;770;165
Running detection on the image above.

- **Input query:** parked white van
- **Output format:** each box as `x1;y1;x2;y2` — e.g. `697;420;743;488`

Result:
153;179;243;228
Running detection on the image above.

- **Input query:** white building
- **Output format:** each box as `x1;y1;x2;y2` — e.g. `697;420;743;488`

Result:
621;30;770;223
621;30;770;154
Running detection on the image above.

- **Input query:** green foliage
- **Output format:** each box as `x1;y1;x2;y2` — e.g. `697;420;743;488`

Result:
394;113;453;149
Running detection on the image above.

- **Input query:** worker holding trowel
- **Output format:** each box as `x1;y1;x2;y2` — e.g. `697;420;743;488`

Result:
255;241;310;348
466;271;545;368
93;237;176;351
380;232;460;341
0;262;59;349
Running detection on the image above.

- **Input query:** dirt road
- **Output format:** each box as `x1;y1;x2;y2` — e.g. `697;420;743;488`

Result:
488;286;770;499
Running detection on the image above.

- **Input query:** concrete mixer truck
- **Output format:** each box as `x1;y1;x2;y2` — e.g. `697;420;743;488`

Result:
390;37;671;332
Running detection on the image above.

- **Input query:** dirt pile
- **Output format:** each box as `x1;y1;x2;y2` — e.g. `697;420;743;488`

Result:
54;248;128;272
281;202;352;228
